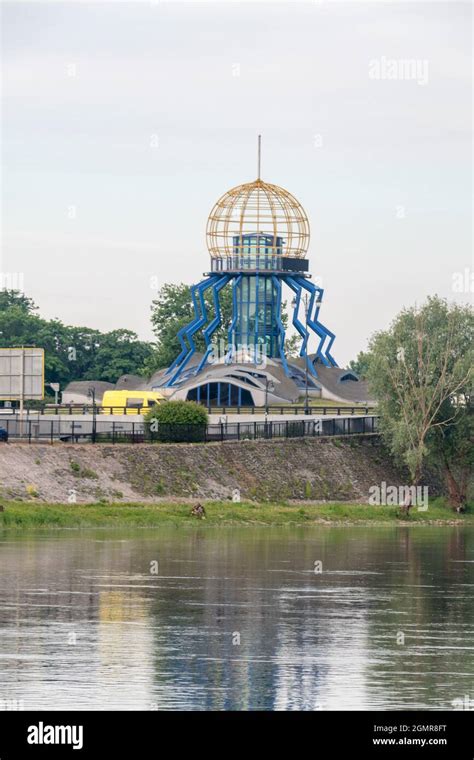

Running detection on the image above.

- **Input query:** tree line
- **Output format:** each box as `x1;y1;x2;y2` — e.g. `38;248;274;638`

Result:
0;291;153;388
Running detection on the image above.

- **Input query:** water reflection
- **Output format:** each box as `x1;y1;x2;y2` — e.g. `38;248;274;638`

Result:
0;526;472;710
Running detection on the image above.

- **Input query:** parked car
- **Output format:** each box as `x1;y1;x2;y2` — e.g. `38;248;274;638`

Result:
0;427;8;442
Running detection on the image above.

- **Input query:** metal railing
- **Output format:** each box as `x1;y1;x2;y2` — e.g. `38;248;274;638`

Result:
0;416;379;444
3;403;375;417
210;254;283;272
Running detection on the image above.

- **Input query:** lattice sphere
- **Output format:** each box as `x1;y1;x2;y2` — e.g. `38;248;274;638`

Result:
206;179;310;259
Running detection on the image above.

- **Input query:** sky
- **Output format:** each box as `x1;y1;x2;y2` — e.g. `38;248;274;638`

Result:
2;0;472;366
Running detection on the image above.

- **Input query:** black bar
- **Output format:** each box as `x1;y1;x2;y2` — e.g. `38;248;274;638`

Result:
0;710;470;759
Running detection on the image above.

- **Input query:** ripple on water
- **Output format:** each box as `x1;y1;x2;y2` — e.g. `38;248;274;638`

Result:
0;525;472;710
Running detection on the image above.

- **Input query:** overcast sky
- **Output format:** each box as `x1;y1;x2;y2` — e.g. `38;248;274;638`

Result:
2;1;472;366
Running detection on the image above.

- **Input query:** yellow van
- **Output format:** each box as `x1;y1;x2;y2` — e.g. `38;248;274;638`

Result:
101;390;165;415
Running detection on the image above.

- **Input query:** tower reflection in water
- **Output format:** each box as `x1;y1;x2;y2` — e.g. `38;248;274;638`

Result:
0;527;472;710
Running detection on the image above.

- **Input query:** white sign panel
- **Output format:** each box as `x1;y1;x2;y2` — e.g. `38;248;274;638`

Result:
0;348;44;400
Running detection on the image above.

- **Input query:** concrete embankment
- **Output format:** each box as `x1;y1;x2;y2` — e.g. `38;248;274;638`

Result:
0;438;438;504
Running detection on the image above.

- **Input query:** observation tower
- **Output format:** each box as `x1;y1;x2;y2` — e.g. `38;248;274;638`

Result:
153;138;343;407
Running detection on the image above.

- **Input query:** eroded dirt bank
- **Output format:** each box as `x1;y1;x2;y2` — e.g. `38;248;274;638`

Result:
0;438;436;504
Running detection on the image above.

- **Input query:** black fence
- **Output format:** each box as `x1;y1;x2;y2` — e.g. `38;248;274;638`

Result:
8;403;375;417
0;416;379;444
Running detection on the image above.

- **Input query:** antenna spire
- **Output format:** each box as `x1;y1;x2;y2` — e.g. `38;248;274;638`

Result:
257;134;262;180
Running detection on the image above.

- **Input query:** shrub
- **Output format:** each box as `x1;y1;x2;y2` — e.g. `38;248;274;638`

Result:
145;400;208;443
70;460;98;479
80;467;98;480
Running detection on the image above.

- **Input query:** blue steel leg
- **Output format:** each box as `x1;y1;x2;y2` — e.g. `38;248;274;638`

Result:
304;283;329;366
293;275;337;367
165;275;221;386
196;274;232;373
282;275;319;378
165;283;204;376
225;274;242;364
271;275;290;376
312;284;337;365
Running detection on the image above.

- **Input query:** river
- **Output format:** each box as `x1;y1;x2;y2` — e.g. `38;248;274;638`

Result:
0;526;472;710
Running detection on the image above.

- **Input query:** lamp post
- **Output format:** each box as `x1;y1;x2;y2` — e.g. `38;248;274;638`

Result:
264;378;274;419
88;386;96;444
49;383;60;406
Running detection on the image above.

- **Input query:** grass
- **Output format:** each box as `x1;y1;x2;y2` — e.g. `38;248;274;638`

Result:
0;498;471;530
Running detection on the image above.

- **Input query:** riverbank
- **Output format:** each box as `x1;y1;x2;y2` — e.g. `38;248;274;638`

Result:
0;498;470;529
0;439;442;503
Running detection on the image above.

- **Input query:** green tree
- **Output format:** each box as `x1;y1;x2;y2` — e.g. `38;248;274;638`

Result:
147;283;233;372
82;329;153;383
427;399;473;511
0;292;72;385
0;290;37;314
349;350;372;379
285;333;302;358
366;296;473;496
0;290;153;388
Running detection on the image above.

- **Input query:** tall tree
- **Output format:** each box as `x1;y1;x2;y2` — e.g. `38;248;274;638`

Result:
366;296;473;499
85;329;153;382
147;284;233;372
0;290;37;314
427;398;473;511
348;350;371;379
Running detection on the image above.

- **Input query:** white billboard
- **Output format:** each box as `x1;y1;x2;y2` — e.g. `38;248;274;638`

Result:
0;348;45;400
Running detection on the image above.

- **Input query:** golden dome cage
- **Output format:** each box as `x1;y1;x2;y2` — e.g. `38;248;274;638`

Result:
206;178;310;261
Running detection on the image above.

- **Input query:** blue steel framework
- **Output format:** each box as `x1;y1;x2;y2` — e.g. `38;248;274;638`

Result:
164;232;337;390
